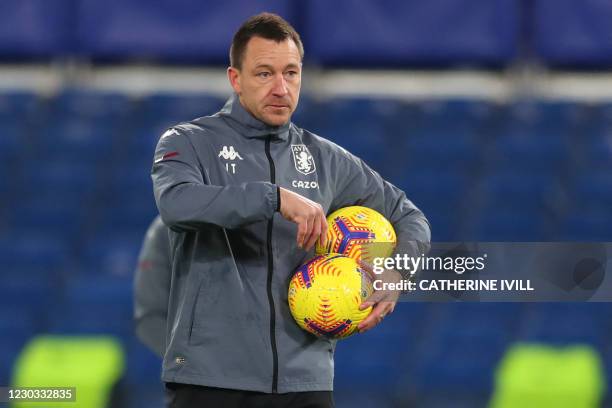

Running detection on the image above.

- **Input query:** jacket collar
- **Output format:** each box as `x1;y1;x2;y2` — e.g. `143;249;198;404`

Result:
219;93;291;140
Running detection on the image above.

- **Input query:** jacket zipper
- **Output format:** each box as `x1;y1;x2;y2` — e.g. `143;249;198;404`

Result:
264;136;279;393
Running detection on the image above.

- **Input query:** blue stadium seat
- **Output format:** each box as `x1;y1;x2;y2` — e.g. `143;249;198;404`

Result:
487;102;583;175
436;302;524;329
0;91;40;119
423;211;459;241
414;394;491;408
0;1;72;58
416;99;495;129
52;90;133;120
562;211;612;241
289;94;326;130
48;276;133;336
48;304;132;337
75;0;292;62
124;339;163;386
99;200;158;238
7;200;84;239
34;117;118;162
81;233;143;277
97;162;158;235
479;171;559;211
469;168;565;240
488;132;569;173
590;103;612;135
0;233;69;271
0;272;54;316
0;122;26;162
469;211;548;241
396;99;493;174
501;101;590;135
399;170;468;209
398;169;469;240
335;303;430;393
20;160;99;196
308;98;403;176
534;0;612;67
411;330;507;394
65;275;133;305
0;305;42;385
0;339;29;385
108;162;153;196
518;304;608;349
334;337;406;392
406;130;480;170
304;0;519;67
0;309;39;341
571;171;612;212
524;303;612;326
582;135;612;170
140;93;226;123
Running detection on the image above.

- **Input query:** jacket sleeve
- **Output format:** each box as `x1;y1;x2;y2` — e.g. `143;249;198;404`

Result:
133;216;171;358
151;128;279;231
330;151;431;261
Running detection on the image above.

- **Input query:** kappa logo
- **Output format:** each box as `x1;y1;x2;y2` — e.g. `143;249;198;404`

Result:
291;145;316;175
218;146;243;161
219;145;243;174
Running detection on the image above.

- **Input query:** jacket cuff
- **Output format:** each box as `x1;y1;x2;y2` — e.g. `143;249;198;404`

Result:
276;186;281;212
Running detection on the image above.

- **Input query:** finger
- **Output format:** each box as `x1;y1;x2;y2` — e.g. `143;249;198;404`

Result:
304;215;315;248
304;213;321;251
310;219;322;251
378;302;394;318
358;303;385;330
358;303;388;332
296;218;307;248
319;210;328;248
359;301;373;311
358;301;395;333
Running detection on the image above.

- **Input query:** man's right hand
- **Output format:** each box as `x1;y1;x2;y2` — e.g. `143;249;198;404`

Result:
279;187;328;250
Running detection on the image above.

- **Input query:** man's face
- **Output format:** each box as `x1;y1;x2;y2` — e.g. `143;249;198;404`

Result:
228;36;302;127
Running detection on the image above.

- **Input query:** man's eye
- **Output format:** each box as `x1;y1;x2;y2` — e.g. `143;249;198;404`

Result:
286;71;298;78
257;72;271;78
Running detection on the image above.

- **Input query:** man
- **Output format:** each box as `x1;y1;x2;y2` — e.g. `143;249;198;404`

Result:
134;216;171;358
152;12;430;408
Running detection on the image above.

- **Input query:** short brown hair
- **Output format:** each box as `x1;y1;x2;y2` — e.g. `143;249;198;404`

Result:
230;13;304;69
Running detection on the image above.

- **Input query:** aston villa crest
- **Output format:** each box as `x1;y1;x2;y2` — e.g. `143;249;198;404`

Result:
291;145;316;175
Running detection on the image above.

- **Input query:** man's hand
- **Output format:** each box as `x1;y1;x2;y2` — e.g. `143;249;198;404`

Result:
357;265;402;333
279;187;328;250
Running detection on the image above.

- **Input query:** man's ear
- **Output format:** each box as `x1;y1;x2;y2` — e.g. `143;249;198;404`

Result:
227;67;241;95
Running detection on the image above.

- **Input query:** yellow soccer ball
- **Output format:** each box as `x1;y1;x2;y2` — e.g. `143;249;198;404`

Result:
288;254;373;339
316;206;397;265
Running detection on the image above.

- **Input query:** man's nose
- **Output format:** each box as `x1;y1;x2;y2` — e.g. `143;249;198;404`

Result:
271;74;288;96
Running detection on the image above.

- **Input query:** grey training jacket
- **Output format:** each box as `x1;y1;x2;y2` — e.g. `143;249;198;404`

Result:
151;94;431;393
134;216;171;358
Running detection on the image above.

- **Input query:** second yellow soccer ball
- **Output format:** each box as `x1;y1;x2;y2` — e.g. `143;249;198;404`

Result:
315;206;397;265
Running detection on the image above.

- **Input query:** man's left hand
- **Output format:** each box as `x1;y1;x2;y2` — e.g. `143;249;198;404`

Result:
357;267;402;333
